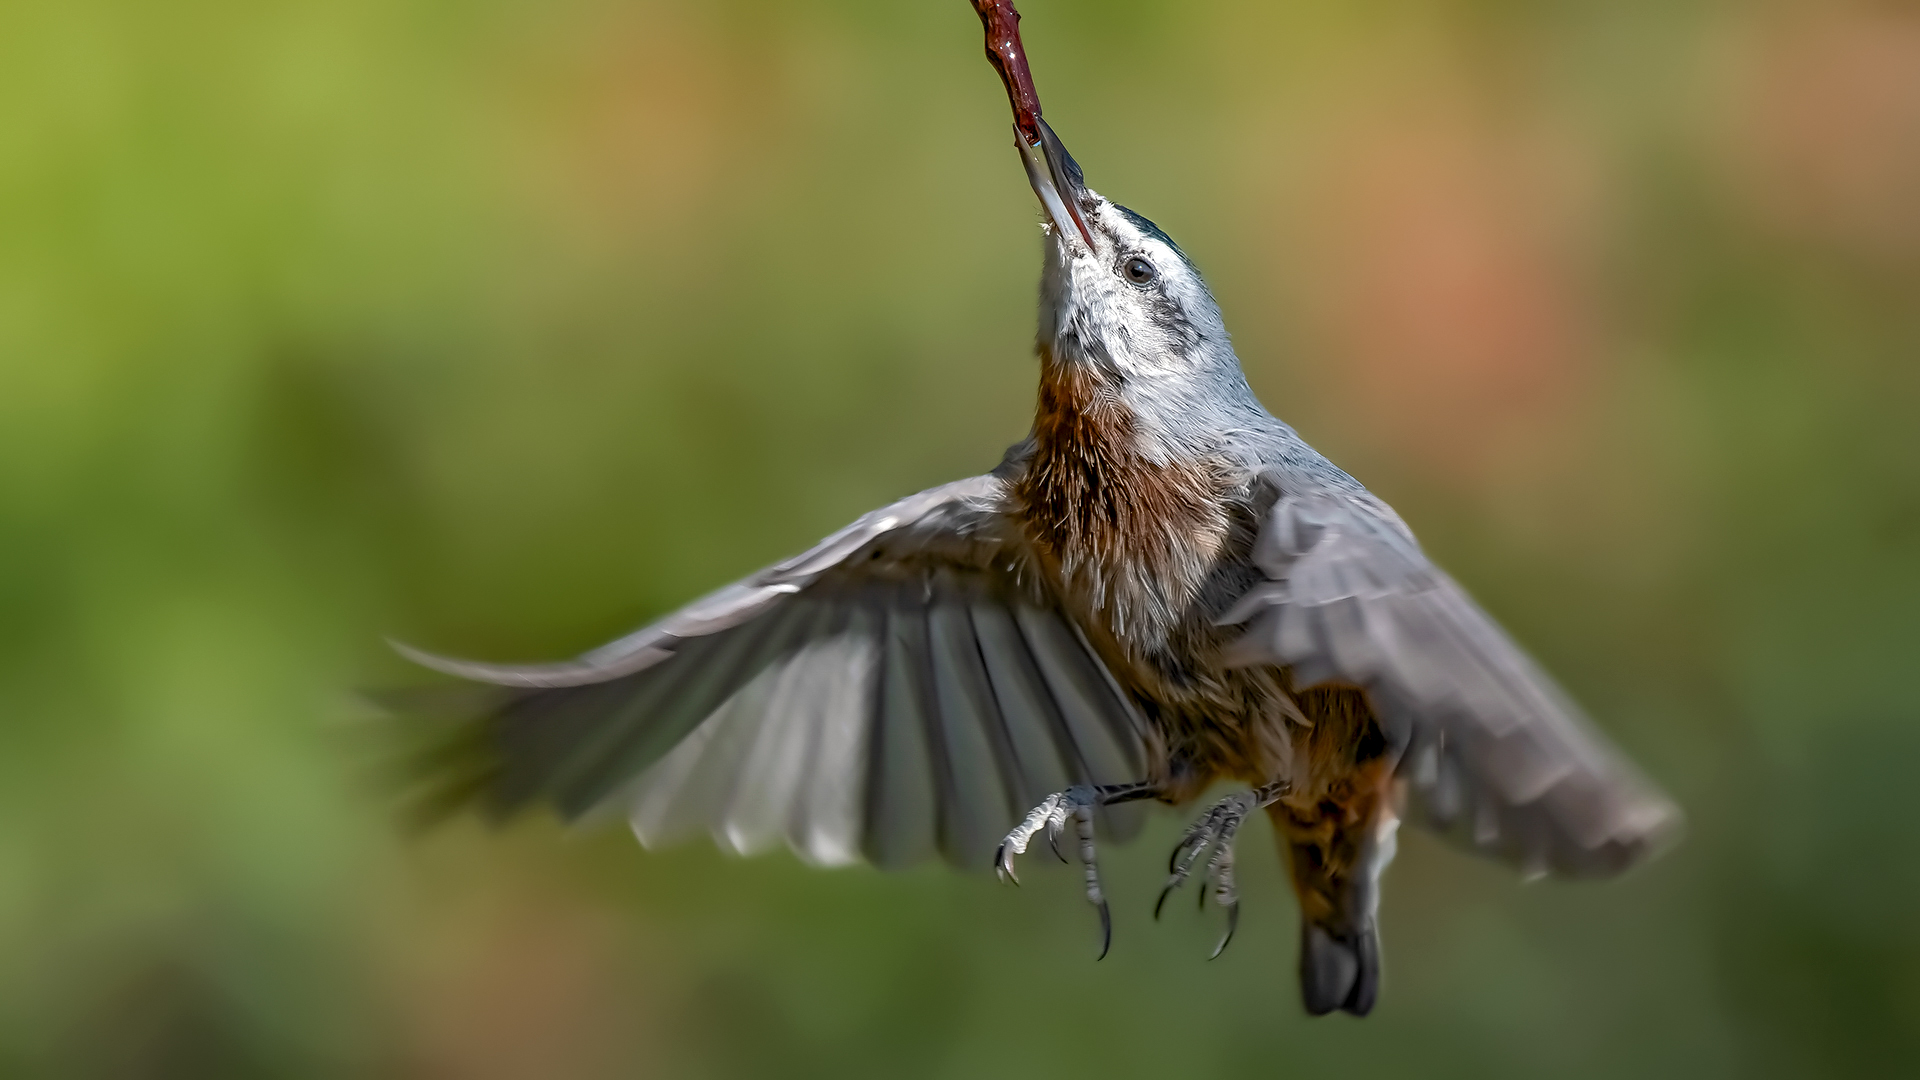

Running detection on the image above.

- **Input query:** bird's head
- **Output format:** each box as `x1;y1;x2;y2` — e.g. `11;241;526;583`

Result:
972;0;1258;449
1017;119;1258;444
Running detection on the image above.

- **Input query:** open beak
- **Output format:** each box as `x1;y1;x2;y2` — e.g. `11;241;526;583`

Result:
972;1;1096;252
1017;118;1097;251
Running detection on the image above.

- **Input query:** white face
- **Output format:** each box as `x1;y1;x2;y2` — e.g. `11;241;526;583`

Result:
1035;193;1231;384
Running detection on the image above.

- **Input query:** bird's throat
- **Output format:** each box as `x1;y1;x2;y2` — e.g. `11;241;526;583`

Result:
1015;347;1229;644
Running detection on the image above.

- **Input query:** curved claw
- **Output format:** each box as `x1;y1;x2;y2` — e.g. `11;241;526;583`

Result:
995;791;1072;886
1167;823;1211;874
1157;816;1223;911
1153;882;1175;921
1153;784;1282;951
993;842;1020;886
999;784;1135;962
1208;902;1240;961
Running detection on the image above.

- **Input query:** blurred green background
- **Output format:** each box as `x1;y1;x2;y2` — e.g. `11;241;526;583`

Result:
3;0;1918;1075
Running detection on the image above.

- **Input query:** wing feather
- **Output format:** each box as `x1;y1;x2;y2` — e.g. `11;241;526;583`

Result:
1223;489;1679;877
634;660;777;846
924;581;1020;864
785;604;884;866
557;604;814;817
863;590;942;868
967;598;1074;806
714;604;853;856
401;476;1150;872
1010;604;1151;840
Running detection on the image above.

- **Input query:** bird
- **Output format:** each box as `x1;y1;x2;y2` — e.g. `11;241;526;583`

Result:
397;0;1680;1018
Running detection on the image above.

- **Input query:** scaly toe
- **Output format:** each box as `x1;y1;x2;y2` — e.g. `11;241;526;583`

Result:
997;785;1127;961
1208;902;1240;960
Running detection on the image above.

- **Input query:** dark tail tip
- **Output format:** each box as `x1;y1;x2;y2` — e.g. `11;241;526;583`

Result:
1299;921;1380;1017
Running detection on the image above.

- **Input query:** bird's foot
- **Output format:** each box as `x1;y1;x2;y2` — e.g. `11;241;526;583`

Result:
1155;780;1290;959
995;781;1158;960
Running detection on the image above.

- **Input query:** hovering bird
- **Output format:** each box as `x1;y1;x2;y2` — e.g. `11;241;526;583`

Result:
400;0;1679;1017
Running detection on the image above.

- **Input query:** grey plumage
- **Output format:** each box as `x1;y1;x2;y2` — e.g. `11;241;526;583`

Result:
403;477;1155;868
1218;491;1673;876
399;3;1680;1016
405;451;1673;873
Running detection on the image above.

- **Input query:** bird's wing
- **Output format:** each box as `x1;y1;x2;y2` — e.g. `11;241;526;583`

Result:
399;475;1150;871
1218;486;1680;876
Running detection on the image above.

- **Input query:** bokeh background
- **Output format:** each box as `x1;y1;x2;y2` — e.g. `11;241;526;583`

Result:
4;0;1918;1075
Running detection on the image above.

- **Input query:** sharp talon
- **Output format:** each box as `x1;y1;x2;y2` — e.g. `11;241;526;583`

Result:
1208;903;1239;961
1169;830;1201;873
1158;787;1269;961
999;783;1157;965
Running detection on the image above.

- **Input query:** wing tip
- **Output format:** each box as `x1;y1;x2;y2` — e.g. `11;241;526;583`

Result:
1543;785;1686;879
388;637;668;688
1616;788;1687;867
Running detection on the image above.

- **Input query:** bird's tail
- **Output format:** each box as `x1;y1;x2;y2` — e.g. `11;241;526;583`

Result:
1271;790;1400;1017
1297;913;1381;1017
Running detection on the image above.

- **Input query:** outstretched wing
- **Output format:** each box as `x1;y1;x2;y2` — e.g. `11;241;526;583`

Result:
400;476;1149;871
1219;487;1679;877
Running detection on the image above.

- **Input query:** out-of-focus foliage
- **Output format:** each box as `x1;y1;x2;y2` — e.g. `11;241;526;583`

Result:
2;0;1917;1075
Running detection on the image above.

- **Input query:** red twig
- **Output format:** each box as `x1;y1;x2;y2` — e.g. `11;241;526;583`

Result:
973;0;1044;144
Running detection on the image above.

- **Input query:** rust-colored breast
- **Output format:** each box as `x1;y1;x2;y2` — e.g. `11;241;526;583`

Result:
1012;351;1228;643
1012;349;1318;798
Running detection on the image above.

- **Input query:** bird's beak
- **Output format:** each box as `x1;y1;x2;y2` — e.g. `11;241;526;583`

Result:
1018;118;1096;252
973;0;1095;251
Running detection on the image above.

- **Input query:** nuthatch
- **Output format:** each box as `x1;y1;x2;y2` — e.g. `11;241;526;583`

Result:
402;0;1679;1017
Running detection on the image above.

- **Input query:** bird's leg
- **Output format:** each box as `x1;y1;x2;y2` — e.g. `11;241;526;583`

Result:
1155;780;1289;958
995;780;1158;960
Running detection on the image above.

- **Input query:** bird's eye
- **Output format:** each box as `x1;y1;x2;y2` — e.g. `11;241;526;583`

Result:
1122;256;1156;285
